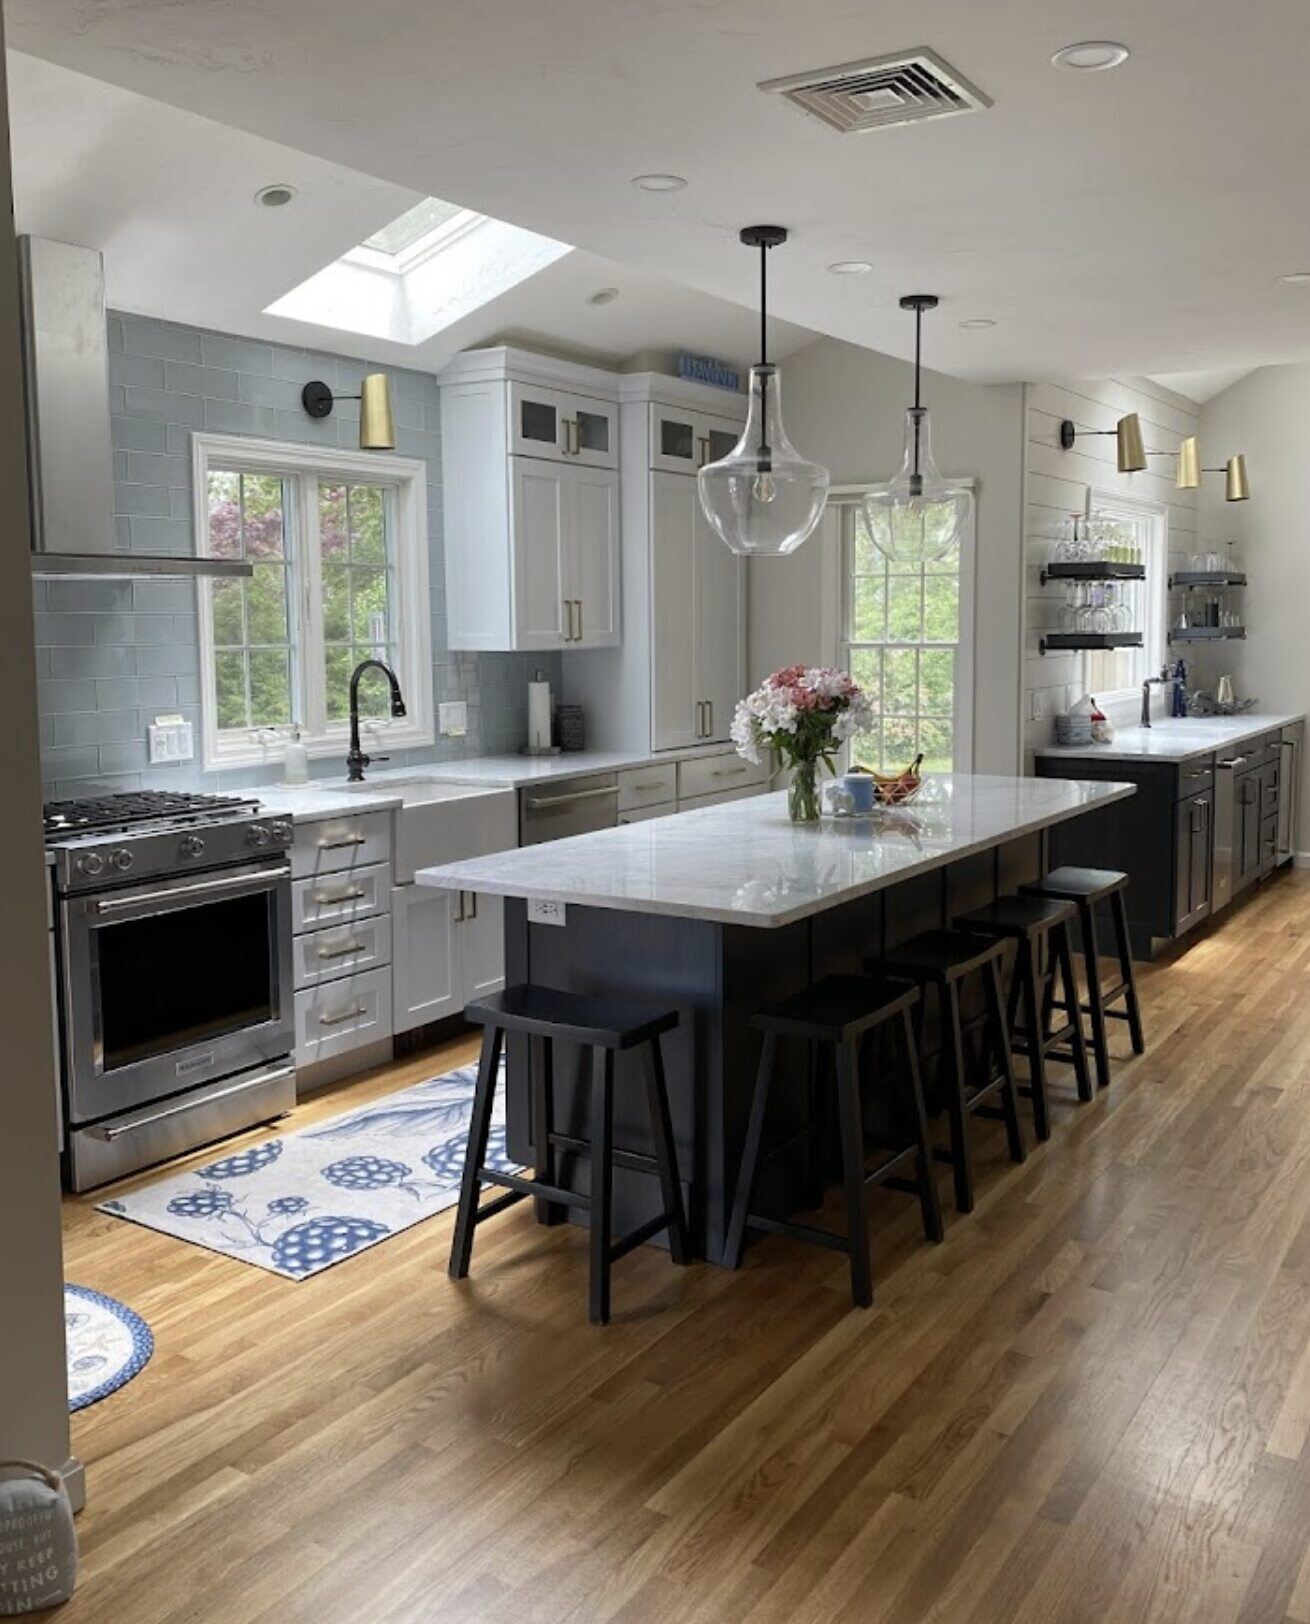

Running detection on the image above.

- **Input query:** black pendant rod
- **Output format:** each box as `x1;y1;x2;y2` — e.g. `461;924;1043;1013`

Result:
899;294;939;489
759;238;768;369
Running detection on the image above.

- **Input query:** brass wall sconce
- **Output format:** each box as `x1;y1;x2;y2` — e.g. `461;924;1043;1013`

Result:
301;373;396;450
1060;417;1249;500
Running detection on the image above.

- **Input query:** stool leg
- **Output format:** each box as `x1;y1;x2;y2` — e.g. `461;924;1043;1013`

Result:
1080;900;1112;1091
803;1038;826;1209
900;1007;943;1244
588;1046;615;1326
943;982;975;1215
531;1033;564;1226
1017;937;1051;1142
834;1036;873;1308
1054;920;1093;1103
644;1037;689;1265
448;1024;504;1280
1111;889;1146;1055
725;1031;778;1268
984;957;1026;1165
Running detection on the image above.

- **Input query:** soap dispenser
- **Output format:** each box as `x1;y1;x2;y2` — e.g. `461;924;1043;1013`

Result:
284;725;309;785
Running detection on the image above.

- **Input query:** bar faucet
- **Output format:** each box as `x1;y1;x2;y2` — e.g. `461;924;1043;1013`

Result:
346;658;407;781
1140;665;1171;729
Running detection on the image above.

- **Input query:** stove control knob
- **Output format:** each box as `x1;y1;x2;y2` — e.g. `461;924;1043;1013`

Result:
246;823;271;848
110;849;134;872
76;852;104;878
269;820;292;844
179;834;206;859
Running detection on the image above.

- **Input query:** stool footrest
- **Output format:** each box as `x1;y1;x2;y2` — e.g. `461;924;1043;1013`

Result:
548;1131;659;1177
610;1210;682;1263
480;1168;586;1210
743;1213;852;1254
470;1188;528;1224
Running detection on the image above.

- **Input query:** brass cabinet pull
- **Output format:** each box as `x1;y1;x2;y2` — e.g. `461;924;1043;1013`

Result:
573;599;583;641
697;435;710;467
319;1003;367;1028
712;763;747;779
317;936;365;961
706;700;714;736
312;884;366;906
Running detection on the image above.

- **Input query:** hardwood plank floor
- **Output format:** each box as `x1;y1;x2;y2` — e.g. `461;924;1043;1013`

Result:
59;871;1310;1622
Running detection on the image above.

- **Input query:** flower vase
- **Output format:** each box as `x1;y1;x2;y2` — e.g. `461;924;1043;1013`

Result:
788;760;821;824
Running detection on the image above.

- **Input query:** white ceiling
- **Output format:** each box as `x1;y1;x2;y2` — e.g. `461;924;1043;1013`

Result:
5;50;813;375
8;0;1310;388
1148;366;1254;405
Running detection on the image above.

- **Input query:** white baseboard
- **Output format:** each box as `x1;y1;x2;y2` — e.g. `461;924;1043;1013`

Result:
63;1455;85;1514
1291;851;1310;869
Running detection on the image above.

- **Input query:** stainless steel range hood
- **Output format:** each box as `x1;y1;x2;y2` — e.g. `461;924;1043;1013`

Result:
19;236;249;580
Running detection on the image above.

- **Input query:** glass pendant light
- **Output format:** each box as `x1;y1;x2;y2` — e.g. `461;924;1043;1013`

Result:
698;226;829;556
865;294;973;566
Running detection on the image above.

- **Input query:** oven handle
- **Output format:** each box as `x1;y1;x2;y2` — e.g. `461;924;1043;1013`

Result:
91;864;292;915
86;1065;295;1141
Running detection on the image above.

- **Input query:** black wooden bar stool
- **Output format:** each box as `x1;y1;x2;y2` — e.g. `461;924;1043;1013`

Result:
877;931;1026;1215
726;976;942;1309
953;895;1092;1141
1020;867;1145;1091
448;985;689;1326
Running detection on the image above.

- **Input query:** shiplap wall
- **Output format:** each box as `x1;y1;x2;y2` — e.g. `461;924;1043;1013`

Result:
1022;376;1200;760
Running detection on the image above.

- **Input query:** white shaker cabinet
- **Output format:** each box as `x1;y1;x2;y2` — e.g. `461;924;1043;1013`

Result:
440;347;620;652
391;884;507;1033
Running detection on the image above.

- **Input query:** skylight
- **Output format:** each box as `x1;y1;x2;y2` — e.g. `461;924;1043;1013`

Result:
264;198;572;348
362;196;468;257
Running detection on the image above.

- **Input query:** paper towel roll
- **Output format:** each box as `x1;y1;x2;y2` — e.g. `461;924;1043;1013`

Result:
528;672;552;752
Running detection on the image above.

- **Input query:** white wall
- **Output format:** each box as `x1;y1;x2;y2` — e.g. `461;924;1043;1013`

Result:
1021;377;1200;760
1200;363;1310;820
0;33;77;1500
751;335;1025;774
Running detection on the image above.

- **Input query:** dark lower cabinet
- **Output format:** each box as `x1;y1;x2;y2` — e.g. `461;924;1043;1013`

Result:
1174;788;1213;934
1236;769;1262;893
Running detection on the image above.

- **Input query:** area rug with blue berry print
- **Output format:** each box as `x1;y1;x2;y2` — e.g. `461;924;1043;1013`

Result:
95;1058;517;1279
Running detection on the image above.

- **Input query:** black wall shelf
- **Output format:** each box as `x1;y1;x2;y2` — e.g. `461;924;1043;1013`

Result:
1039;631;1143;656
1168;626;1246;642
1169;571;1247;589
1041;561;1147;584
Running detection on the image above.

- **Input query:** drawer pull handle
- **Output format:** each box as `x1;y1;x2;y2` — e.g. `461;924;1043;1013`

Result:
711;765;747;778
317;832;368;851
313;885;366;905
631;779;668;792
319;1003;367;1028
317;937;365;961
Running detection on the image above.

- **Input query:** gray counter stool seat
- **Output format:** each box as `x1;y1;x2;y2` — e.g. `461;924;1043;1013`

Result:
726;975;943;1309
1020;866;1145;1091
954;895;1092;1142
448;984;689;1326
876;930;1026;1215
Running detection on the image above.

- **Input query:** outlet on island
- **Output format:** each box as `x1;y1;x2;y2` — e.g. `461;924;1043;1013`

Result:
528;897;567;927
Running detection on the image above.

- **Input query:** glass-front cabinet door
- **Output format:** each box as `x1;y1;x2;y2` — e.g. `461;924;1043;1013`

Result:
649;406;745;475
508;382;616;469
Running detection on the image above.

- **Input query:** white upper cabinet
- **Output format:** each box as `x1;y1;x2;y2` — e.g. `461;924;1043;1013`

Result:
440;348;620;651
649;405;742;477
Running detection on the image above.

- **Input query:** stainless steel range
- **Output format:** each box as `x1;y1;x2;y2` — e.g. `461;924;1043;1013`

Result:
47;790;296;1191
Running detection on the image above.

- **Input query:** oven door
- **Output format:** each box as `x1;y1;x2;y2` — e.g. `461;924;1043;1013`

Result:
60;859;294;1125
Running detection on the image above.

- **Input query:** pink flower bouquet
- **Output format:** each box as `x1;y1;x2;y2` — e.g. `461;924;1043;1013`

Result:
732;666;873;822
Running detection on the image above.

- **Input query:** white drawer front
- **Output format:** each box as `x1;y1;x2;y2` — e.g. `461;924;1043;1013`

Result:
619;801;677;825
678;783;767;812
291;810;392;879
617;762;678;812
678;751;769;802
293;913;393;990
295;966;393;1065
293;861;391;932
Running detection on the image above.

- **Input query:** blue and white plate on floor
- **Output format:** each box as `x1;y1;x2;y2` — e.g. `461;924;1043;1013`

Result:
65;1284;153;1412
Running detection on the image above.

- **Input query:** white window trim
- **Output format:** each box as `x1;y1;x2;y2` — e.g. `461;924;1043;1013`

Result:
1082;485;1168;709
827;480;977;773
192;432;432;772
346;208;486;277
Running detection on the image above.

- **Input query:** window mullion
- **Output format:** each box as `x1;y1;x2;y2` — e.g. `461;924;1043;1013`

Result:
300;474;327;737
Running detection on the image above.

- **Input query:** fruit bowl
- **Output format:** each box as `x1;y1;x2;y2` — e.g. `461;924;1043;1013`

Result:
873;778;923;807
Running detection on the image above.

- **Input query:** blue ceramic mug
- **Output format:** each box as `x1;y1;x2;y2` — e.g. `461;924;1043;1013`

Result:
839;771;876;814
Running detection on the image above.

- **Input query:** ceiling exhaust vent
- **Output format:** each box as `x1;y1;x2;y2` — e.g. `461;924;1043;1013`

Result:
759;48;991;135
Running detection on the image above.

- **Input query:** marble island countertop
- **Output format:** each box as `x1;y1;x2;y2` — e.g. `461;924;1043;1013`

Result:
1036;712;1304;765
415;773;1136;929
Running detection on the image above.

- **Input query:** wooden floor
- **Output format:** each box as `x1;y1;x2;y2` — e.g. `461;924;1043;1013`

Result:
61;870;1310;1623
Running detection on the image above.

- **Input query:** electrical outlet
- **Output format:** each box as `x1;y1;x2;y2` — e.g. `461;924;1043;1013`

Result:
527;897;567;927
147;714;194;764
439;701;468;737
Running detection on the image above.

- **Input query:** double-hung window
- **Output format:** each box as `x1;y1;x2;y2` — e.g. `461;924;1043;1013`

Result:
194;434;431;769
1079;491;1167;703
835;487;975;774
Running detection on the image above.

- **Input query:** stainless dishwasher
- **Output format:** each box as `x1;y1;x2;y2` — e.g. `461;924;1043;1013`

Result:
518;774;619;845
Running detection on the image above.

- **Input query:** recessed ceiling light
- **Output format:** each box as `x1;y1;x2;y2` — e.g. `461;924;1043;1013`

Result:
1051;41;1130;72
630;173;687;193
958;318;996;329
588;287;620;306
254;183;297;208
1278;271;1310;284
827;260;873;275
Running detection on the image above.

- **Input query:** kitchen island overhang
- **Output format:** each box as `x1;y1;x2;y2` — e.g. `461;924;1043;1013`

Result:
417;775;1136;1265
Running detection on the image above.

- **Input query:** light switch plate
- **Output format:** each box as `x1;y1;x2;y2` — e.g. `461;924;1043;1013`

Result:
439;701;468;737
147;715;194;764
528;897;566;927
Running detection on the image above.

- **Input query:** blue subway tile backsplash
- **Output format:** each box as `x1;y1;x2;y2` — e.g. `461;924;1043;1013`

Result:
34;312;556;798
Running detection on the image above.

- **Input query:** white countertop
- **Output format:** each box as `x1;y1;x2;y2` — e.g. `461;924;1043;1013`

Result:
1036;712;1304;764
250;743;758;819
414;773;1135;929
254;778;510;822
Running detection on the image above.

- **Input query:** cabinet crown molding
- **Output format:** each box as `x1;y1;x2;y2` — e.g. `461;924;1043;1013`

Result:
437;344;619;399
